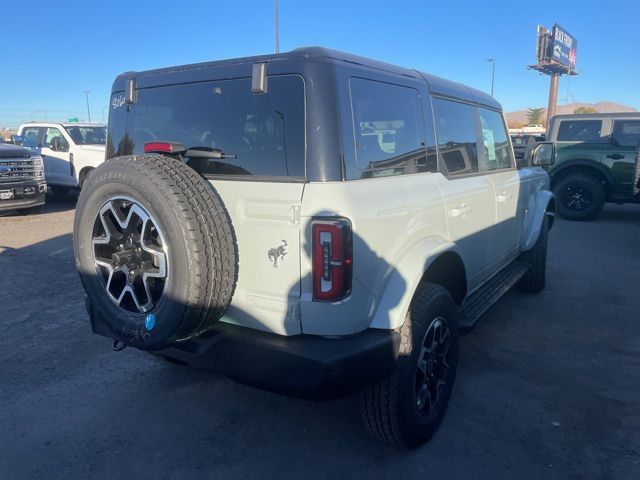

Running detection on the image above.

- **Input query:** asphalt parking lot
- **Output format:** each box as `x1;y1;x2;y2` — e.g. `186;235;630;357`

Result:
0;194;639;480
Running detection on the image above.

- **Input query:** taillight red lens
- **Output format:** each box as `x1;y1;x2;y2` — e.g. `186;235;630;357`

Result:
312;218;353;302
143;142;185;153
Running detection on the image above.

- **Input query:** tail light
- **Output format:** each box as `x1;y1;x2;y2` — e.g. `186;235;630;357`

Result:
143;142;185;154
312;218;352;302
69;152;75;176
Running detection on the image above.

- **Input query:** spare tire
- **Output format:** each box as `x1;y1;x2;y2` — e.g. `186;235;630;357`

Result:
74;154;238;350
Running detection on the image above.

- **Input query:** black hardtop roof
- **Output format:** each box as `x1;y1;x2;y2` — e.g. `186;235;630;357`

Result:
551;111;640;121
114;47;501;110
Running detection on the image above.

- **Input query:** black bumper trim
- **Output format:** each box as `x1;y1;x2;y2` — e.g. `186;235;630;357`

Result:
87;299;400;401
0;190;45;212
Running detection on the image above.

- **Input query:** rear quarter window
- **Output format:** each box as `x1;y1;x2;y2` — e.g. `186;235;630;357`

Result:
556;120;602;142
347;77;434;179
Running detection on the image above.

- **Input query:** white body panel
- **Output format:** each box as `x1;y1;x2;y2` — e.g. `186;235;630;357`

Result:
211;180;304;335
209;166;551;337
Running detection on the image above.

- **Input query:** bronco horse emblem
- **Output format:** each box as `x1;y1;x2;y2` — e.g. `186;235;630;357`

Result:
268;240;288;268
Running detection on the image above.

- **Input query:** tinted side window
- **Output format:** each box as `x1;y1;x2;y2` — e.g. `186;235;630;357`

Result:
113;75;305;178
44;127;69;151
349;78;433;179
432;98;479;175
478;108;513;171
611;120;640;147
556;120;602;142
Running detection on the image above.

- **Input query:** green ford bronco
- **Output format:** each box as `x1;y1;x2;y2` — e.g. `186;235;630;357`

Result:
545;112;640;220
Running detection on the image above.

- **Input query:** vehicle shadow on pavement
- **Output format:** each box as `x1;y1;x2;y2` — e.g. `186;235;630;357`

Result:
43;190;78;213
0;231;411;480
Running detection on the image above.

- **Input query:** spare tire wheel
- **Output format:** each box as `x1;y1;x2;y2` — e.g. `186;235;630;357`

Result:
74;154;238;350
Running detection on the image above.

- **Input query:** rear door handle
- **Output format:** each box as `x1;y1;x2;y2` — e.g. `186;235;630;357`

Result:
496;191;513;203
449;203;473;218
606;154;625;160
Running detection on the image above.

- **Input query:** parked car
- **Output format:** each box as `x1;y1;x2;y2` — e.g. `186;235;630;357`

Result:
0;143;46;214
545;112;640;220
16;122;106;194
510;133;545;167
73;47;555;448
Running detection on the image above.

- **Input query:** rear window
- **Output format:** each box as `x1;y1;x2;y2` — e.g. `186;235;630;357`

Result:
556;120;602;142
107;75;305;178
65;126;106;145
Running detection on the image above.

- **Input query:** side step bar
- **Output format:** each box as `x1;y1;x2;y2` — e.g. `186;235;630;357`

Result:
458;260;530;333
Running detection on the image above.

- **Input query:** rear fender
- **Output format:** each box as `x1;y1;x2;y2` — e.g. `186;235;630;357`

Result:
521;189;555;251
369;237;463;331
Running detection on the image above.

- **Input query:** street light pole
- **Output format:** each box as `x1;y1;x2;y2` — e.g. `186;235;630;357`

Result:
486;58;496;97
83;90;91;122
274;0;279;53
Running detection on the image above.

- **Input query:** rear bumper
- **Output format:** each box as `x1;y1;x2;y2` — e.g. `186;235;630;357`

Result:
0;181;46;212
88;299;400;401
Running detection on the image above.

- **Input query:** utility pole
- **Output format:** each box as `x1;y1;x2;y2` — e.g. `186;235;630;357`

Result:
486;58;496;96
547;73;559;124
83;90;91;122
274;0;279;53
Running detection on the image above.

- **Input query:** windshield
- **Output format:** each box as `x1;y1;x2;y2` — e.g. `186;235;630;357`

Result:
64;126;106;145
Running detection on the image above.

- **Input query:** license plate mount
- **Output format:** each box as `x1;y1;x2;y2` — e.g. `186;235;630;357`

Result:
0;189;14;200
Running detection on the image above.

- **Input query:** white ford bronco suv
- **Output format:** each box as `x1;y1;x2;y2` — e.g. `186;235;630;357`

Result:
17;122;106;194
74;48;555;448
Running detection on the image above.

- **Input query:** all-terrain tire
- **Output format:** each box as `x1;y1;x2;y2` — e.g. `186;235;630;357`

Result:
360;283;459;448
78;167;93;190
554;172;606;221
517;214;549;293
74;154;238;350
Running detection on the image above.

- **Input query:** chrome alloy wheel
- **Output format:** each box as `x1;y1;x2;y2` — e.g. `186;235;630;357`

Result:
92;197;168;313
415;317;451;417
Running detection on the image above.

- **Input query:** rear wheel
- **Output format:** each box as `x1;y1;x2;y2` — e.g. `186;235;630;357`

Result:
78;167;94;190
74;154;238;350
517;214;549;293
360;283;459;448
554;172;606;221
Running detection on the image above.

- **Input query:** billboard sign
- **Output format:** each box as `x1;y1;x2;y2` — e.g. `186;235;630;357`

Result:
550;24;577;70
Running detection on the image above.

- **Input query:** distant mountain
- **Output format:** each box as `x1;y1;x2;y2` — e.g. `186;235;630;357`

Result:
505;102;638;126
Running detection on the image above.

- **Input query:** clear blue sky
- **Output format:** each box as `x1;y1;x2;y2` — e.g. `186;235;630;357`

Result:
1;0;638;127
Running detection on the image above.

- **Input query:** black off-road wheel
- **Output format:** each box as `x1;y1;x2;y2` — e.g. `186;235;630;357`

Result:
517;214;549;293
554;172;606;221
360;283;459;448
74;154;238;350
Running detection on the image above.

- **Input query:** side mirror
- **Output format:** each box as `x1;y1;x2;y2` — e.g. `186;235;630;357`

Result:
532;142;555;167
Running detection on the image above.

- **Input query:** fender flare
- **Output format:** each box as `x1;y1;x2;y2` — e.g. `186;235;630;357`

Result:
521;189;555;252
550;160;614;186
369;236;464;331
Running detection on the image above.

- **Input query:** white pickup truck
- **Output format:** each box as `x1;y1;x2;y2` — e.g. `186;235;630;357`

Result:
73;48;556;448
17;122;106;194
